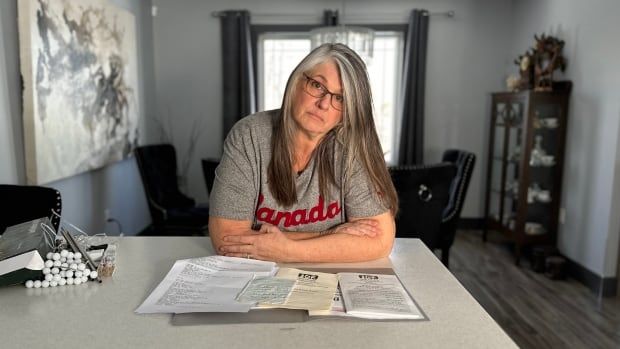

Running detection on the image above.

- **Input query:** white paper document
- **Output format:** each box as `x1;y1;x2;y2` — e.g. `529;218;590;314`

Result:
338;273;424;319
237;268;338;311
135;256;278;314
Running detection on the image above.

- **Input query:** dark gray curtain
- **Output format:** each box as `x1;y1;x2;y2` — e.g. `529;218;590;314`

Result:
323;10;339;26
398;9;429;165
220;10;256;142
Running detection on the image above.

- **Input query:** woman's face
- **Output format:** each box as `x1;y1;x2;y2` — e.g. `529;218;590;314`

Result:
292;60;344;139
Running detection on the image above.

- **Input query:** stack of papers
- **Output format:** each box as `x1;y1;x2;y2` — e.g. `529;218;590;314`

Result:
135;256;277;314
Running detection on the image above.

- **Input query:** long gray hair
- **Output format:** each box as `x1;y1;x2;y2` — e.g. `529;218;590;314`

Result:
268;43;398;215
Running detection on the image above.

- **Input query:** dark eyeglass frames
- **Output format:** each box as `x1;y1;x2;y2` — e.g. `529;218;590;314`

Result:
302;74;344;111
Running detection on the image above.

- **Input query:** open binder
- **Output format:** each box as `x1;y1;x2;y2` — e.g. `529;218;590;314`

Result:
171;267;427;325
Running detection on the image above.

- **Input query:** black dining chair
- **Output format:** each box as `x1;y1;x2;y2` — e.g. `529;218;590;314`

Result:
389;163;457;252
0;184;62;234
201;158;220;196
438;149;476;268
134;144;209;236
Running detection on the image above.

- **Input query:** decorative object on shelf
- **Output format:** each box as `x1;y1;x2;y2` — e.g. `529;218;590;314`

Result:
511;33;567;92
506;74;521;92
534;111;559;129
525;222;546;235
18;0;140;184
529;135;555;167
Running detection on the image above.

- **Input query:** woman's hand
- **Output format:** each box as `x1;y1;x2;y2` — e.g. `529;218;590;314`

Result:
219;224;294;262
328;219;379;237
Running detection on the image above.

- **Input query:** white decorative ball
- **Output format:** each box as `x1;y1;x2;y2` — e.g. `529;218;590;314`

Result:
66;270;74;278
74;278;82;285
52;253;60;261
51;267;60;275
81;276;88;283
53;274;61;282
60;270;66;278
44;274;53;282
33;280;42;288
25;280;34;288
50;281;58;287
44;260;54;268
70;263;78;271
66;278;74;285
42;280;50;288
58;278;67;286
75;271;83;278
77;263;86;271
74;252;82;259
46;252;53;260
89;271;98;279
61;263;68;269
67;252;74;259
43;267;51;275
53;260;61;267
60;249;69;258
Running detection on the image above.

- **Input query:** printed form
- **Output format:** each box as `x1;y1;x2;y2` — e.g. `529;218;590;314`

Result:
237;267;338;311
135;256;277;314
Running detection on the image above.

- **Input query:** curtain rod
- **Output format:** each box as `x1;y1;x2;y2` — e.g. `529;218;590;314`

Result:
211;10;455;19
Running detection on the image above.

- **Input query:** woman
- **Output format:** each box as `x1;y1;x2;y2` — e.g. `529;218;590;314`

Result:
209;43;398;262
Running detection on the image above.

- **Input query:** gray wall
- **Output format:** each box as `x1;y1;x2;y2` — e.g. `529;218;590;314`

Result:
510;0;620;277
150;0;514;218
0;0;155;235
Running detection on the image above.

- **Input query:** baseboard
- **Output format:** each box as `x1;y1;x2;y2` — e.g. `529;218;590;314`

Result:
461;216;617;297
565;257;617;298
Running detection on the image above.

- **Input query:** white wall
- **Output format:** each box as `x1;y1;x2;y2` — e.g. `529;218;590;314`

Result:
151;0;514;218
0;0;155;235
510;0;620;277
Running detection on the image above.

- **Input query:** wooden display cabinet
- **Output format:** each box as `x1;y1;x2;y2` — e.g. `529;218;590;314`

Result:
483;84;571;263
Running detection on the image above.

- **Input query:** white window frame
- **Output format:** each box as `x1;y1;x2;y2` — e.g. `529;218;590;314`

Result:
256;29;404;164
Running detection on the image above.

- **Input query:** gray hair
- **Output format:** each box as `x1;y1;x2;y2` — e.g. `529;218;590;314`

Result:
268;43;398;215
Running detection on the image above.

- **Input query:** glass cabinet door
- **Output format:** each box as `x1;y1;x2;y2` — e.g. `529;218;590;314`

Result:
488;99;525;230
522;102;562;237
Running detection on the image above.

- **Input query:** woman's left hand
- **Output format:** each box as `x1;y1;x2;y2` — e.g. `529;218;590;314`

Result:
219;224;293;262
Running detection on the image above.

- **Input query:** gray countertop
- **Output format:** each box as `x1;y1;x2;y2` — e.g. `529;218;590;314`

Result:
0;237;517;348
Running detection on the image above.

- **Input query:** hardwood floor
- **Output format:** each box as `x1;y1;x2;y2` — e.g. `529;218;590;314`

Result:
449;230;620;349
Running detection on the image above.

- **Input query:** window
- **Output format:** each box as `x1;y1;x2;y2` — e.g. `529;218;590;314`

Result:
257;29;404;164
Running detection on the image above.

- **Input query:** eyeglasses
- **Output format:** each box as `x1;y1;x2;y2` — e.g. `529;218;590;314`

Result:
302;74;344;111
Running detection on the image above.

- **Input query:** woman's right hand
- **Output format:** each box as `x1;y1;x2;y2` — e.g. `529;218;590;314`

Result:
327;219;380;237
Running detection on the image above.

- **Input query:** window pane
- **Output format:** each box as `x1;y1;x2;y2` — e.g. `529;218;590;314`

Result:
260;37;311;110
367;33;403;164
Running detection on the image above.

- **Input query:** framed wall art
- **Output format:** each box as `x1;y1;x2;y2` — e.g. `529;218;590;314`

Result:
18;0;140;184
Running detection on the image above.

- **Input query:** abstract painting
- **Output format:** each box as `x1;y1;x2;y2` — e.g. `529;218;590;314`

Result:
18;0;140;184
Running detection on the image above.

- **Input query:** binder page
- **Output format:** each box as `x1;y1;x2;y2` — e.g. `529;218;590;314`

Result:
237;268;338;311
338;273;424;319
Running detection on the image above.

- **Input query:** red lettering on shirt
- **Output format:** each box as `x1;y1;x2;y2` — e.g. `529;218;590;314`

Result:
255;195;340;228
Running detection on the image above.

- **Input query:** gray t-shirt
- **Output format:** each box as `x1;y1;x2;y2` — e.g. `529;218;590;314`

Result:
209;110;387;232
